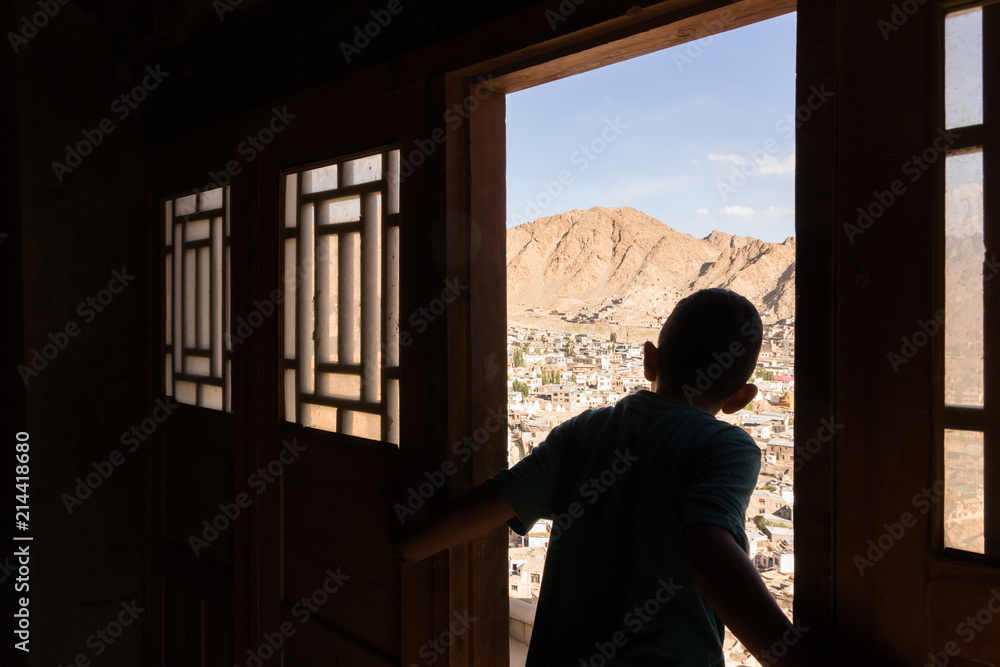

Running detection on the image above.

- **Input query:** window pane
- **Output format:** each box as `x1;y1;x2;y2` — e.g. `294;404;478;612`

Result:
200;187;223;211
162;186;231;411
302;164;338;194
944;430;984;553
343;154;381;186
945;7;983;128
326;197;361;224
283;148;400;443
284;174;298;227
944;151;984;406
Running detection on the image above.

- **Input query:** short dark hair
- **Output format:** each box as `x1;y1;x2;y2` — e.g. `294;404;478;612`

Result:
656;288;762;401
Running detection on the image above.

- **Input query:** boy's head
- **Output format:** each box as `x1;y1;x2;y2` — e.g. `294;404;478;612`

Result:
643;288;762;407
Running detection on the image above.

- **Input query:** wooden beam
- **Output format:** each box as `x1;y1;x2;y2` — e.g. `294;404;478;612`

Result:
457;0;796;93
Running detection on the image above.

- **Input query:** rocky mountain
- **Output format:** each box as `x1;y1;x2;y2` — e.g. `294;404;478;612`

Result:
506;206;796;323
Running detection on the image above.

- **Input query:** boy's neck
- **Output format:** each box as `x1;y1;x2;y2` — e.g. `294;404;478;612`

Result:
651;382;724;415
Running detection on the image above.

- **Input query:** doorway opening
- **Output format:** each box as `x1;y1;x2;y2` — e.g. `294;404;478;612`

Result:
501;13;797;665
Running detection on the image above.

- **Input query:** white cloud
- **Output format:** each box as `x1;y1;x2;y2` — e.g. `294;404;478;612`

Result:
695;208;710;216
708;152;795;175
759;154;796;174
708;153;748;165
720;206;755;217
764;206;795;217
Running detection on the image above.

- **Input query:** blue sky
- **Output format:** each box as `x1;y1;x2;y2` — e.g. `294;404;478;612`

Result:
506;13;797;243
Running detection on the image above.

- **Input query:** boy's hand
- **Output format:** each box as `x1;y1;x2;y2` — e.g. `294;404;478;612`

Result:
387;480;516;564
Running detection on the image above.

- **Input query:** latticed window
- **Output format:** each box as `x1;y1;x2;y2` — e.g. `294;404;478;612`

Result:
162;187;232;411
281;147;400;444
939;3;994;555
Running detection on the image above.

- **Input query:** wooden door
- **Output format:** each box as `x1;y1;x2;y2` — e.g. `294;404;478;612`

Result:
148;60;508;665
149;124;253;666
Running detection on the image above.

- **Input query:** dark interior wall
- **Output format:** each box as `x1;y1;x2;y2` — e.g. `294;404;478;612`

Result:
7;2;541;665
12;2;150;665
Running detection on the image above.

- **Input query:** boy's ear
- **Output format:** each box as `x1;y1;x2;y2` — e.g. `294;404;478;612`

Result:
642;341;658;382
720;384;758;414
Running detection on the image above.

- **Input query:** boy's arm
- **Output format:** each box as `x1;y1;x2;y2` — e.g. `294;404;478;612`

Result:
394;480;516;563
681;524;826;667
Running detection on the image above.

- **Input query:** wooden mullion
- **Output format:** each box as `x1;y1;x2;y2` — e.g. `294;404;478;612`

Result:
982;2;1000;555
299;180;386;203
381;150;390;442
164;204;174;399
933;0;948;554
942;405;987;431
947;124;986;153
195;233;203;354
221;186;228;411
360;189;375;406
301;393;382;414
174;373;224;387
315;361;363;374
210;200;218;390
316;221;362;235
179;206;225;220
315;197;331;365
179;209;188;384
183;238;212;250
294;178;304;426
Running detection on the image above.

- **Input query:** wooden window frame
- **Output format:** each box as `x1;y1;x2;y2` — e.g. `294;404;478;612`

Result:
162;186;233;412
278;146;402;443
928;2;1000;664
933;0;999;561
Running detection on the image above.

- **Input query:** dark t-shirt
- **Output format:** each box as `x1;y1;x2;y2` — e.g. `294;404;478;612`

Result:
490;390;761;666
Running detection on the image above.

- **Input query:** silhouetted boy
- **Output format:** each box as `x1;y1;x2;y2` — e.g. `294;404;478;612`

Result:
397;288;829;666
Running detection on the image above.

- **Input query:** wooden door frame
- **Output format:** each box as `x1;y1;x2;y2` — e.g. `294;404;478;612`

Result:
146;110;261;665
443;2;814;665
